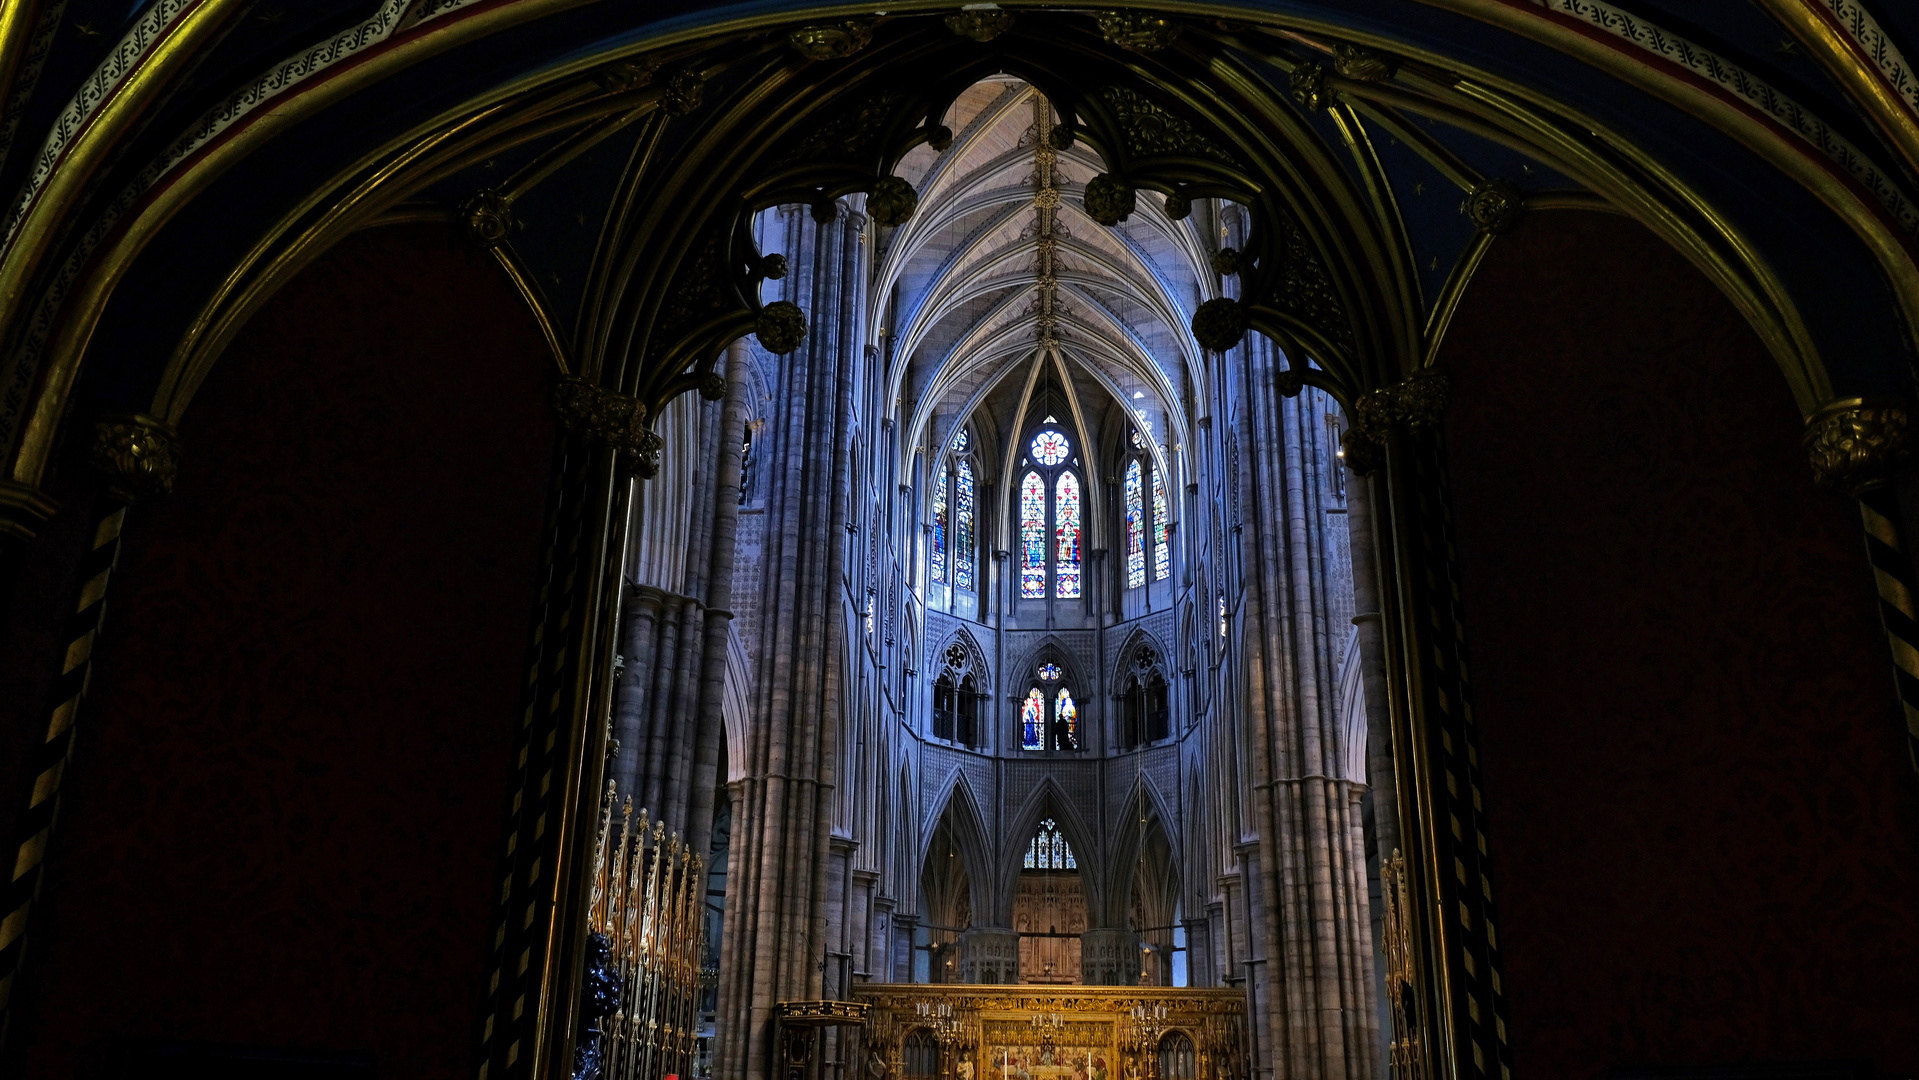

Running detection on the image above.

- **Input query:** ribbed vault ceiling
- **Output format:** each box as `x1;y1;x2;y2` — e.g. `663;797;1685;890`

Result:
881;78;1209;480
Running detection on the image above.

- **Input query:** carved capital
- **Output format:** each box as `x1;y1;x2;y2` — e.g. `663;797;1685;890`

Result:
945;10;1014;42
89;413;181;502
1083;173;1136;226
1340;428;1386;477
1464;178;1525;235
867;176;920;228
1333;43;1399;82
1094;12;1180;52
660;68;705;116
1290;62;1335;111
1191;297;1247;352
790;20;875;60
1804;399;1913;497
551;378;662;478
756;301;808;354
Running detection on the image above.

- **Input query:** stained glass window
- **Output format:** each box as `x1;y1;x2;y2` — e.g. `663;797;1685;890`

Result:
1131;428;1144;450
931;469;948;585
1054;472;1081;598
1056;687;1078;748
1021;687;1045;750
1020;472;1047;598
955;458;976;591
1153;466;1170;581
953;428;968;452
1037;663;1061;682
1125;459;1145;589
1218;590;1228;640
1024;818;1076;869
1032;430;1070;467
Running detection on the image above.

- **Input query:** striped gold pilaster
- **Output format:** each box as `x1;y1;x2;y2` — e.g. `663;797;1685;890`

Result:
1857;487;1919;773
476;438;601;1080
1400;431;1513;1080
0;496;124;1044
1801;399;1918;774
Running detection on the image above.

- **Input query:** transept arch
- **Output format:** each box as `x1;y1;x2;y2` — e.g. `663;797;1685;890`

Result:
998;775;1103;926
919;769;996;926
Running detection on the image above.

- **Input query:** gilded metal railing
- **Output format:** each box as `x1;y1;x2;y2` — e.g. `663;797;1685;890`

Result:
1380;850;1425;1080
575;784;708;1080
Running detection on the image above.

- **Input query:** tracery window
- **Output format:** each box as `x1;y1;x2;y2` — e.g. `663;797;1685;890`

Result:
1152;467;1169;581
1125;459;1146;589
931;428;978;594
1032;430;1070;466
1021;688;1045;750
1024;818;1077;870
1023;660;1078;751
1124;446;1171;590
1055;688;1079;748
1020;472;1047;599
931;467;948;585
1055;472;1081;599
955;458;976;591
1018;428;1082;601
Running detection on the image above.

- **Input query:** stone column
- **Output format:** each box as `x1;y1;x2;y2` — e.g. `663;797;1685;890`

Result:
1233;336;1380;1080
716;201;866;1080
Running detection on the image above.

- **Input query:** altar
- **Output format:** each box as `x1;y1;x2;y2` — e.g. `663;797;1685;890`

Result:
850;986;1246;1080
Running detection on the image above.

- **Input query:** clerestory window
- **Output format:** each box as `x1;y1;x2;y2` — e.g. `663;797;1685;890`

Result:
1018;428;1082;600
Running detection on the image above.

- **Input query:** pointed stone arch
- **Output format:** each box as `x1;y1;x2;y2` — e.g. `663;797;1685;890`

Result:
998;774;1101;925
934;624;990;685
1110;626;1171;697
920;767;995;926
1105;775;1182;939
1007;635;1089;751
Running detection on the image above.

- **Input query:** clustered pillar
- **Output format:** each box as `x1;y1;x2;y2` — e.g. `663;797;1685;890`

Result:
611;342;752;843
715;201;868;1080
1233;335;1381;1080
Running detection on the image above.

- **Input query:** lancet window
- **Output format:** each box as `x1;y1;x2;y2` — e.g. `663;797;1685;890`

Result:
930;428;978;593
1021;659;1078;751
1124;434;1171;590
1119;644;1170;749
935;643;981;749
1023;818;1077;870
1018;428;1083;601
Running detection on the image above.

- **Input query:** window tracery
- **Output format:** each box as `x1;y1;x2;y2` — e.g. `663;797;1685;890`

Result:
1024;818;1077;870
1021;687;1045;750
1055;472;1081;599
931;464;948;585
955;458;975;591
1125;459;1146;589
1152;466;1169;581
1020;471;1047;599
1018;428;1082;601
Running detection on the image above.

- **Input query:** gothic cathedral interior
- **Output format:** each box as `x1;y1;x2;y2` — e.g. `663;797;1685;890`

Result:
0;4;1916;1080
